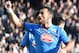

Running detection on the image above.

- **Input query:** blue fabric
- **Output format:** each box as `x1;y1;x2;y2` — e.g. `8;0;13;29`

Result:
21;22;70;53
21;32;29;47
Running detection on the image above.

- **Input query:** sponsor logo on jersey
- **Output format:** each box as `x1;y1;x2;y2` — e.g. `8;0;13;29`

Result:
41;33;54;43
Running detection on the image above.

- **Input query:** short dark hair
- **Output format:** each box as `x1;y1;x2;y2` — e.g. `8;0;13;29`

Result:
35;6;53;18
52;15;65;25
41;6;53;15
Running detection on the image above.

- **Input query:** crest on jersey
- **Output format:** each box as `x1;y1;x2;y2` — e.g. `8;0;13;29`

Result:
52;29;57;33
41;33;54;43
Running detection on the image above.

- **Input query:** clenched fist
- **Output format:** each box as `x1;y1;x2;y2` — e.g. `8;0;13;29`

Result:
4;1;13;13
5;1;12;9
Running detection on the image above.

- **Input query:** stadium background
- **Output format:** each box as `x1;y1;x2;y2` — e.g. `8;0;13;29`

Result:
0;0;79;53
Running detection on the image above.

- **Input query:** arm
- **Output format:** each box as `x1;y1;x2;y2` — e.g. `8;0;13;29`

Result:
62;40;74;51
5;1;40;31
59;41;74;53
9;8;23;27
59;28;74;53
5;1;23;28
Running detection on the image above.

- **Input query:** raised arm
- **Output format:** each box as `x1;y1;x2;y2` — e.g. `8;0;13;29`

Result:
5;1;23;28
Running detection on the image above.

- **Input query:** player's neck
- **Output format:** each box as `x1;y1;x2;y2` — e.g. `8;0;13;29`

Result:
44;22;52;29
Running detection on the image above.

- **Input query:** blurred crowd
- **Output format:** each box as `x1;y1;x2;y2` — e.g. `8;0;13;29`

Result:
0;0;79;53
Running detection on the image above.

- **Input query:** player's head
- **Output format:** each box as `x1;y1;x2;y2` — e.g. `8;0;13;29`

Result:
37;7;53;24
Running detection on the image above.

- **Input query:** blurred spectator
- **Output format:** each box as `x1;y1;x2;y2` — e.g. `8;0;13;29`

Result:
19;10;26;21
0;0;79;53
0;0;4;17
0;29;4;41
6;32;15;44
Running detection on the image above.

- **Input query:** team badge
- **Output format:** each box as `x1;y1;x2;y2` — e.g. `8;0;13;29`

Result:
52;29;57;33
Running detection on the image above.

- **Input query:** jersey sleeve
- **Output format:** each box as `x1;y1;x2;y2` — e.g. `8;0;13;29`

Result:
23;22;40;32
20;32;29;47
59;28;70;44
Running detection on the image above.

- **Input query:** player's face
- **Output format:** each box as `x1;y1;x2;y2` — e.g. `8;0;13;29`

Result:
37;8;50;24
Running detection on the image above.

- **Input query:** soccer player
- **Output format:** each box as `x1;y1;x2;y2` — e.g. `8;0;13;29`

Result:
5;1;73;53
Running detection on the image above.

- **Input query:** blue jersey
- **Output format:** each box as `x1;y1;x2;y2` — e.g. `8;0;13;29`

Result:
21;22;70;53
21;32;36;53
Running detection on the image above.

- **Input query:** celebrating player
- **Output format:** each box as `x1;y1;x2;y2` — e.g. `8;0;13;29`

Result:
5;1;73;53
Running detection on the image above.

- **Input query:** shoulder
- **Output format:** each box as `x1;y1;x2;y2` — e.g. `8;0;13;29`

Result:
24;22;40;27
24;22;42;29
24;22;38;25
51;24;66;34
51;24;61;30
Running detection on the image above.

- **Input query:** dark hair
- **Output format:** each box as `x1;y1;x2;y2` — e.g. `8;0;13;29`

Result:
52;15;65;25
41;6;53;15
34;6;53;19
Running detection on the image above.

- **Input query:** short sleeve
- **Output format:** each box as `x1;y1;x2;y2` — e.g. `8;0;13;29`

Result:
23;22;40;32
59;28;70;44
